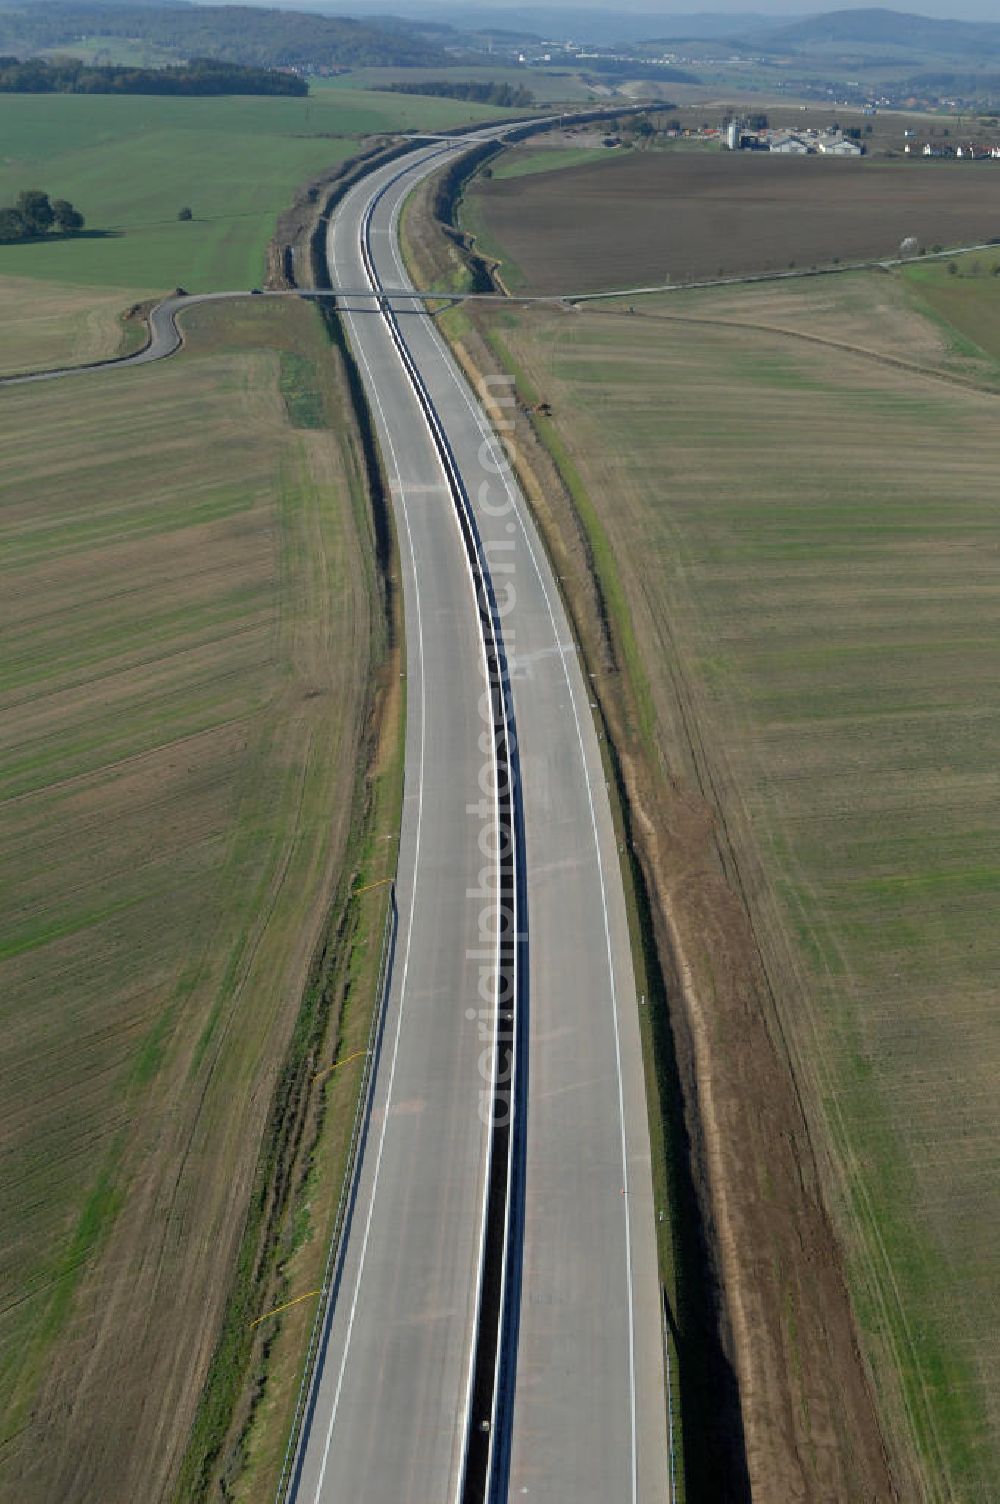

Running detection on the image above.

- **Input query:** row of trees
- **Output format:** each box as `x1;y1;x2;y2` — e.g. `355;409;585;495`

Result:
0;55;307;96
386;80;535;108
0;189;84;243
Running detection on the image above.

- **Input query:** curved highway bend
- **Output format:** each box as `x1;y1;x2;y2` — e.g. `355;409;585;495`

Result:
2;128;670;1501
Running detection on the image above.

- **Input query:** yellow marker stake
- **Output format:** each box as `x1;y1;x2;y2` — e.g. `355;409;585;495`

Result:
312;1047;368;1085
249;1289;321;1330
354;875;393;896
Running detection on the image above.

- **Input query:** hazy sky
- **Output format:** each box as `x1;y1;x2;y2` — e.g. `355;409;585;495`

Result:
336;0;1000;25
424;0;1000;20
453;0;1000;16
10;0;992;25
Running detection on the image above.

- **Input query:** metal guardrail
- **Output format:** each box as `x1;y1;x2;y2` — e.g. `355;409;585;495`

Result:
662;1288;678;1504
273;880;398;1504
357;164;525;1504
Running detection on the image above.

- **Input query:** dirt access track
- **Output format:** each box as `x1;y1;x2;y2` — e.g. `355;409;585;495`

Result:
466;150;1000;291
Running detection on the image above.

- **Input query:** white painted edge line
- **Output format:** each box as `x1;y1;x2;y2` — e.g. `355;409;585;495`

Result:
365;173;510;1504
308;149;503;1503
306;195;430;1503
386;214;641;1502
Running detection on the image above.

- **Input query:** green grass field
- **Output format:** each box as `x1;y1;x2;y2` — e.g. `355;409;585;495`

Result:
903;248;1000;362
0;298;381;1502
0;86;505;293
479;270;1000;1498
489;145;611;180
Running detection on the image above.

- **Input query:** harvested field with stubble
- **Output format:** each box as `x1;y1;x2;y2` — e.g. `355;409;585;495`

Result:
462;150;1000;292
0;298;382;1502
473;270;1000;1499
0;275;147;376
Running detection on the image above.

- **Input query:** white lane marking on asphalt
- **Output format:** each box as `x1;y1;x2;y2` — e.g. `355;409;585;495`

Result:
380;186;507;1504
310;157;503;1501
388;480;452;494
508;643;578;672
387;212;641;1504
308;205;430;1503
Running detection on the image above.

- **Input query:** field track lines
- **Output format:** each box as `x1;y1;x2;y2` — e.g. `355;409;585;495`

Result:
0;714;253;810
611;307;1000;399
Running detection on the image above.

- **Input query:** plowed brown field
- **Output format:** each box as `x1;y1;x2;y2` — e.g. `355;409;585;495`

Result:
462;150;1000;292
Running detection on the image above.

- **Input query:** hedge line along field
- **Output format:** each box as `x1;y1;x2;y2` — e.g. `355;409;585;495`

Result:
0;85;506;292
331;64;596;102
461;148;1000;292
476;271;1000;1498
0;298;379;1503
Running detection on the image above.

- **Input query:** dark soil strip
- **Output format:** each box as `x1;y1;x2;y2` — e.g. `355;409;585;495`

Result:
611;735;752;1502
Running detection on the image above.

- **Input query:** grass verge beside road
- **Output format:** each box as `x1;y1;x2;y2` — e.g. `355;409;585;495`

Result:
0;296;396;1503
488;145;611;180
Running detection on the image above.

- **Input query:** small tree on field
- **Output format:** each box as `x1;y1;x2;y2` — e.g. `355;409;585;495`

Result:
178;206;193;221
52;198;84;232
947;261;958;275
16;189;54;235
0;189;85;241
0;207;27;242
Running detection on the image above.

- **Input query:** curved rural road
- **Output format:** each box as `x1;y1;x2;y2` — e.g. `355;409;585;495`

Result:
5;231;992;391
285;134;669;1503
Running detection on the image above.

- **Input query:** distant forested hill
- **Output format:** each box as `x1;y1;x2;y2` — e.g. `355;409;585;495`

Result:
771;8;1000;61
0;1;450;69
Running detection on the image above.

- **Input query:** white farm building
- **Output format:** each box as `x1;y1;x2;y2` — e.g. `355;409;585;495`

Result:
818;137;863;155
769;134;811;154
